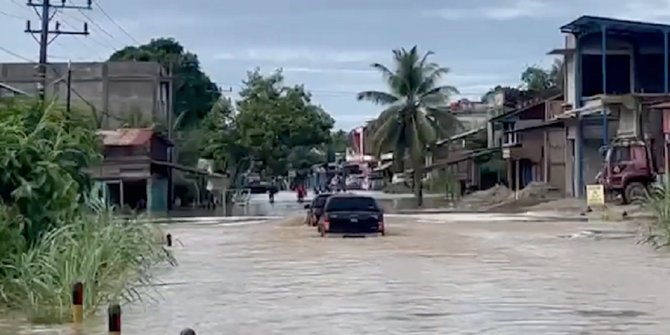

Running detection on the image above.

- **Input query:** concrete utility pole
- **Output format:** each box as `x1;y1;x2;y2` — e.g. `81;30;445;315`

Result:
25;0;92;100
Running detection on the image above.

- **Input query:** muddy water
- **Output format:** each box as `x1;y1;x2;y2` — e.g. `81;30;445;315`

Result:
7;214;670;334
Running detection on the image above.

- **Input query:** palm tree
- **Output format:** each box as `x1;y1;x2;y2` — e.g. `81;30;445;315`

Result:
357;46;461;206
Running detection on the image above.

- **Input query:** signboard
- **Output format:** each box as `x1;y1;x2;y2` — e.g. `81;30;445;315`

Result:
586;184;605;207
502;148;511;159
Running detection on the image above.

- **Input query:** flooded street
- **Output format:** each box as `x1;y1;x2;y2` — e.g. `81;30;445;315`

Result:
6;192;670;334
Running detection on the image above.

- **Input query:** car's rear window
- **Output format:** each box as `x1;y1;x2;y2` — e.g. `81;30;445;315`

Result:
325;196;379;212
313;195;331;208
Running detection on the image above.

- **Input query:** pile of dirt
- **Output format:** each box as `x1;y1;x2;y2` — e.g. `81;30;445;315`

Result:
456;184;513;211
509;182;562;202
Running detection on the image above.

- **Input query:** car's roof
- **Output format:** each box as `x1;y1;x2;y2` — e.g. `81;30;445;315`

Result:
328;193;374;199
316;193;333;198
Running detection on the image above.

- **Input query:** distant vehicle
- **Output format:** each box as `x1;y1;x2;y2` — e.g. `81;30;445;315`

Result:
247;180;271;194
303;193;333;226
317;194;385;237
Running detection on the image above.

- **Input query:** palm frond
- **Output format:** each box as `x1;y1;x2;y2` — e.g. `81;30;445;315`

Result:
371;63;397;87
416;67;451;96
356;91;399;105
370;110;402;157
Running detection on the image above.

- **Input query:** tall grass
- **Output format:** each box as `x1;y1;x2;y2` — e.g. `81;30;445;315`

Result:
0;98;175;323
643;181;670;248
0;190;175;323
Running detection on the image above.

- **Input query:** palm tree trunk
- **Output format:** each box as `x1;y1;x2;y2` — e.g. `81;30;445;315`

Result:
412;164;424;207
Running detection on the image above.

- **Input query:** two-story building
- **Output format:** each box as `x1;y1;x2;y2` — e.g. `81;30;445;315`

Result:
553;16;670;197
490;93;568;195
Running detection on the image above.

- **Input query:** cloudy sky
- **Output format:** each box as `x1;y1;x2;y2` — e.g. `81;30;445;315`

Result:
1;0;668;130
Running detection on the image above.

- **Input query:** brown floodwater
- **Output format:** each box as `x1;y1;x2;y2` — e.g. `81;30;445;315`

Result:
4;212;670;335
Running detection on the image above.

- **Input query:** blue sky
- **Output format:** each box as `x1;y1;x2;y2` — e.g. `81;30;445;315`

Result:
1;0;669;130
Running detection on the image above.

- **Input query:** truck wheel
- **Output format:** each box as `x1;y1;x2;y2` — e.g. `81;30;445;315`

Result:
624;182;648;204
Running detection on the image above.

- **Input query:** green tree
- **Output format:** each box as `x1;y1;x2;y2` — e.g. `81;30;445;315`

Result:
235;69;335;175
357;46;461;206
326;130;348;162
109;38;221;127
200;98;250;187
521;66;552;92
549;58;564;91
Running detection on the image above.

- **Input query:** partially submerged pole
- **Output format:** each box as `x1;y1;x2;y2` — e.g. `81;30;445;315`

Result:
72;282;84;324
108;304;121;335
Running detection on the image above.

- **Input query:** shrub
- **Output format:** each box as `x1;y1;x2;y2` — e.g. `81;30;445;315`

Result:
0;98;99;244
643;181;670;248
0;188;175;323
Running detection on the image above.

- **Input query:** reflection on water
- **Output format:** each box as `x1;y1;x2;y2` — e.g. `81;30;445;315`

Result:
4;214;670;334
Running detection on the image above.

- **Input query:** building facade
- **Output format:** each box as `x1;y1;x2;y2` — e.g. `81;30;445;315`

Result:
0;61;172;130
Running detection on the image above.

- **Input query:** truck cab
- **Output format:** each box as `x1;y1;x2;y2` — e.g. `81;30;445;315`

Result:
598;138;656;203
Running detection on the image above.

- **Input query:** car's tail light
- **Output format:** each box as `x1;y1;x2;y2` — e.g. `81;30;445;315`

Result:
378;215;384;232
323;217;330;231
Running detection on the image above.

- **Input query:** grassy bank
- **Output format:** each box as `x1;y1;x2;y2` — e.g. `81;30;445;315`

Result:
0;98;173;323
644;182;670;248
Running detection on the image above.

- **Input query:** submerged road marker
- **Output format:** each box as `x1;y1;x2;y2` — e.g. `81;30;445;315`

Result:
108;304;121;335
72;282;84;323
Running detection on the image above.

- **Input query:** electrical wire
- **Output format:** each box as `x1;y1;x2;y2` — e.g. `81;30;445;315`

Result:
56;16;113;59
213;82;487;97
75;8;126;47
0;8;25;20
93;0;140;44
0;46;33;62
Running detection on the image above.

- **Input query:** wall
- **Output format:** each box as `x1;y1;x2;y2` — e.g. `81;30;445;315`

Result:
149;176;168;212
547;128;568;195
0;62;170;130
516;130;544;164
86;160;151;180
565;34;578;107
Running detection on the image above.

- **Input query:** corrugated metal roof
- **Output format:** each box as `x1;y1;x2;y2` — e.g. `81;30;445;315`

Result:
98;128;154;146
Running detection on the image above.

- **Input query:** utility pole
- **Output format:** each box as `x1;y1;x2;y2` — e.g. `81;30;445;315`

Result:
25;0;92;100
65;60;72;113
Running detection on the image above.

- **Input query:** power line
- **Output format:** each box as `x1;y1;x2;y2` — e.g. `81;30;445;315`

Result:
58;10;119;52
24;0;92;99
213;82;487;97
0;8;26;20
76;7;125;47
0;46;33;62
93;0;140;44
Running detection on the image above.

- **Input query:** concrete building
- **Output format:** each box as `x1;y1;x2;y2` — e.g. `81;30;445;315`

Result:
0;61;172;130
490;94;567;195
449;99;492;131
552;16;670;197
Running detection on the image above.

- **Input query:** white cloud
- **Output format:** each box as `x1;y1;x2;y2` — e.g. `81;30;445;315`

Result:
608;0;670;22
282;67;376;75
282;67;502;83
213;48;388;64
429;0;560;21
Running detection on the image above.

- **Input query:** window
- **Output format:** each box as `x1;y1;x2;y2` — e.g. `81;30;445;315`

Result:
325;197;379;212
502;121;518;145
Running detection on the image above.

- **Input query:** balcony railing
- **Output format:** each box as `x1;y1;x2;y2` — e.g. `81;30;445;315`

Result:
502;131;522;146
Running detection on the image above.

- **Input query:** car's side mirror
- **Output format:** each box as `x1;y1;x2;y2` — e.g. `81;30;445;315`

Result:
304;204;310;209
